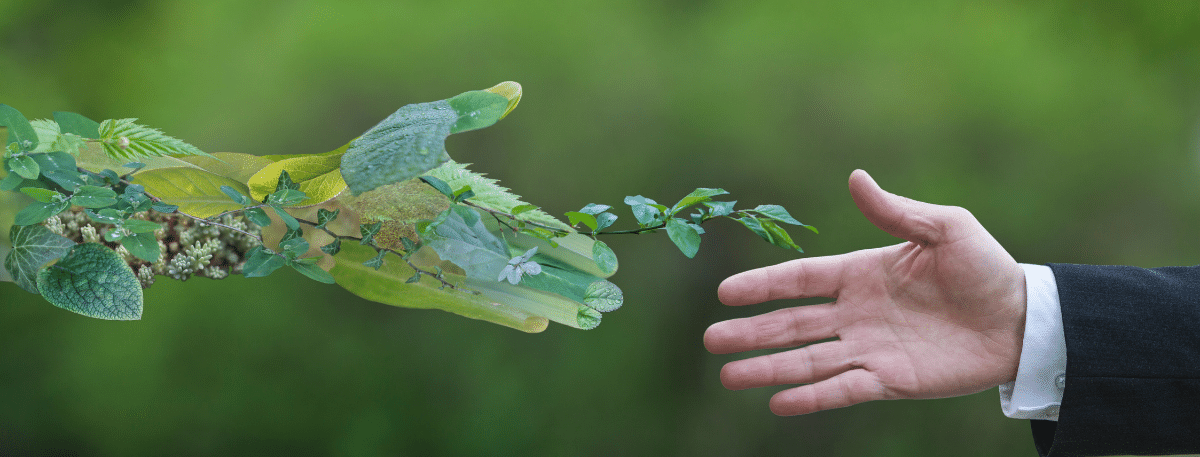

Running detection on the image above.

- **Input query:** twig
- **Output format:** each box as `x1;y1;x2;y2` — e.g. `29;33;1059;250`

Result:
461;200;667;236
295;217;472;293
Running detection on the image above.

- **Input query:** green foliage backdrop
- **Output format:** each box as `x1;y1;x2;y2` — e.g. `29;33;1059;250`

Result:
3;1;1200;455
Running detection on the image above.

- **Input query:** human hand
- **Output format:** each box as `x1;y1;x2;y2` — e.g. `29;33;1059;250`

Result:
705;170;1027;416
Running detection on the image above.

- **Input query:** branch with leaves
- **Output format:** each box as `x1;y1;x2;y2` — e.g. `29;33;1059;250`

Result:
0;82;816;333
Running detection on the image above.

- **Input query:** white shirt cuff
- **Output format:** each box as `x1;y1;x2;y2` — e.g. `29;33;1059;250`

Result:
999;264;1067;421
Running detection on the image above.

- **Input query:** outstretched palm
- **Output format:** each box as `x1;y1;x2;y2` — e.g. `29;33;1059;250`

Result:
705;170;1027;416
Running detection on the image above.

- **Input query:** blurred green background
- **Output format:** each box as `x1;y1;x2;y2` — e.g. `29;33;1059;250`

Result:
3;1;1200;455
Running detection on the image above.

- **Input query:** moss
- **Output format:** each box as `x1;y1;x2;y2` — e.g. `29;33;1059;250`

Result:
337;178;450;251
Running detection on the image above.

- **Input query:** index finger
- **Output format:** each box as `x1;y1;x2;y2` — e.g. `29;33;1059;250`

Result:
717;254;848;306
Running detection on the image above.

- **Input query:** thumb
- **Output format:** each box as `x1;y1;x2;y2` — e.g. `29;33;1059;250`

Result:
848;169;957;245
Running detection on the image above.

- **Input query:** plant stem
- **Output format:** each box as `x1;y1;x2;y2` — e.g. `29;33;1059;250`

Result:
206;204;269;221
461;200;665;236
173;210;262;241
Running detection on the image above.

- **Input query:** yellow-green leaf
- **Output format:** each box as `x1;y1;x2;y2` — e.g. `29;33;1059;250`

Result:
178;152;275;183
246;143;348;206
131;167;251;218
484;81;522;121
328;242;548;333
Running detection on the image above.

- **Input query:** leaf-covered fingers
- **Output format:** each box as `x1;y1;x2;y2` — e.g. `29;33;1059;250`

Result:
716;255;847;306
719;341;851;391
768;369;885;416
703;303;839;354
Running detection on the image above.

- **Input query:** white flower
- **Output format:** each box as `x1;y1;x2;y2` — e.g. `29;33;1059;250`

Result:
498;247;542;284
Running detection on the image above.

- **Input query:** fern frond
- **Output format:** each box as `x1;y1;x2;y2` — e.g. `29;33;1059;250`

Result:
425;161;574;232
98;118;212;161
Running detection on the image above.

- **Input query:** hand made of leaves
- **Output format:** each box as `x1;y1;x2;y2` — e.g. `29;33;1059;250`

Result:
1;81;815;333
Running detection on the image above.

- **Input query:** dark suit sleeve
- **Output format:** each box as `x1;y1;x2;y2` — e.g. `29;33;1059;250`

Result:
1030;264;1200;457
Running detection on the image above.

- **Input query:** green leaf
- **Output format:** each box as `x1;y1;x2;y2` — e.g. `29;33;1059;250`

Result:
29;120;86;155
133;167;251;218
246;145;347;206
328;242;549;333
666;218;702;258
591;241;618;276
624;195;662;226
517;261;623;313
272;205;299;230
275;169;299;192
4;224;75;293
178;152;274;183
87;209;123;224
424;161;572;232
564;211;598;231
53;111;101;139
759;219;803;252
151;202;179;214
36;243;142;320
269;188;307;206
120;231;161;262
453;186;474;202
71;185;118;208
20;187;59;203
289;259;335;284
29;120;61;152
220;185;251;205
584;280;624;312
42;170;84;191
483;81;523;120
10;155;39;179
97;118;211;160
0;169;23;191
703;200;736;217
279;236;310;259
734;215;772;243
242;247;286;278
448;90;510;134
424;207;509;280
672;188;729;214
510;204;538;215
320;238;342;255
451;204;480;227
595;212;617;231
578;204;609;216
340;86;513;195
362;249;387;270
98;169;120;185
359;221;382;246
32;151;84;190
463;277;600;330
103;228;123;242
30;151;77;174
752;204;806;226
14;201;68;226
0;104;37;149
315;208;339;229
419;175;455;199
122;219;162;234
243;207;271;227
